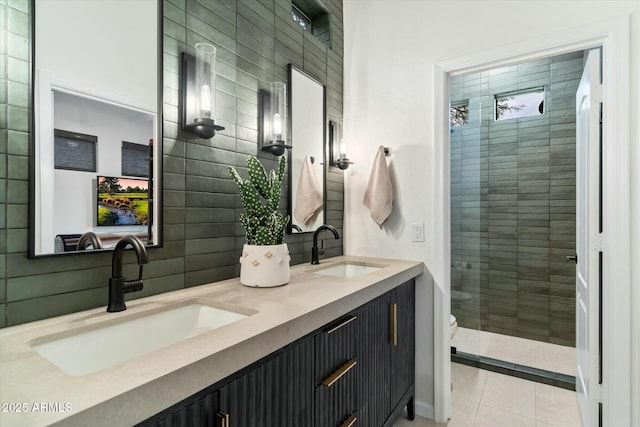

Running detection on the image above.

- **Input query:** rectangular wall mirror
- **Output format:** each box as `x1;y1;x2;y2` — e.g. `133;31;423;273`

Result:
29;0;163;257
287;64;326;233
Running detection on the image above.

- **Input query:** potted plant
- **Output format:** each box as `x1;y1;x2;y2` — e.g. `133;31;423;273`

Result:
229;155;290;287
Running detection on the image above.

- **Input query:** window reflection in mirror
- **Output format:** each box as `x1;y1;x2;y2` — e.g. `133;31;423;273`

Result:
31;0;161;257
287;64;326;233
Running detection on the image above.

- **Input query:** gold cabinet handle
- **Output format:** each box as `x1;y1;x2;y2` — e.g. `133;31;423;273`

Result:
340;414;357;427
322;359;357;387
216;411;230;427
326;315;357;335
390;303;398;346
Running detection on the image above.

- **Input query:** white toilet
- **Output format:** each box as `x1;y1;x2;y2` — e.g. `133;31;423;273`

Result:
450;314;458;340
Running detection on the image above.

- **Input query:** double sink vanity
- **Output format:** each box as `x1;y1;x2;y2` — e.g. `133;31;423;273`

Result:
0;256;423;427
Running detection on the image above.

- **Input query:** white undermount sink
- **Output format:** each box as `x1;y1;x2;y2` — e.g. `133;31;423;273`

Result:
313;262;383;278
31;303;248;376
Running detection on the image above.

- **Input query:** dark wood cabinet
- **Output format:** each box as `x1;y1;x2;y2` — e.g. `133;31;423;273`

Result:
357;279;416;427
138;279;416;427
389;280;416;422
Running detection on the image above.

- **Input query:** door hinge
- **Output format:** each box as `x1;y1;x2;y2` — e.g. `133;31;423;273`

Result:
593;383;604;403
592;233;605;252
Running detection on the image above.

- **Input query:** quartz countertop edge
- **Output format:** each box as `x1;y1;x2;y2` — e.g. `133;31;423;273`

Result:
0;256;424;427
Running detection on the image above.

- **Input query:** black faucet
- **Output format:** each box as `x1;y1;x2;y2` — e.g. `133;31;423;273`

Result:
76;231;103;251
311;224;340;265
107;235;149;312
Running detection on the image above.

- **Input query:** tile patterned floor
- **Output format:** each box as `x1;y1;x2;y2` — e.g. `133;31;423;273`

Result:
452;327;576;376
393;363;582;427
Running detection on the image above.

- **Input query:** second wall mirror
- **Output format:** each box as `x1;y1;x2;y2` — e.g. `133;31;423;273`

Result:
287;64;326;233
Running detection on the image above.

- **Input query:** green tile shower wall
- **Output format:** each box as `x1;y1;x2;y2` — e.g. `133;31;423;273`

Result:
0;0;344;327
450;52;581;347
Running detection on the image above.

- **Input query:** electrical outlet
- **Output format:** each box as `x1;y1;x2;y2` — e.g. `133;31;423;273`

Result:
411;222;425;242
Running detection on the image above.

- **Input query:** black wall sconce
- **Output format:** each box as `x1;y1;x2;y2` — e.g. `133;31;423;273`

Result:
259;82;291;156
181;43;224;139
329;117;353;170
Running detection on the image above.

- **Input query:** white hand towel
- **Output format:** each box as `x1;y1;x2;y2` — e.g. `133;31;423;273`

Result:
363;146;394;225
294;156;323;225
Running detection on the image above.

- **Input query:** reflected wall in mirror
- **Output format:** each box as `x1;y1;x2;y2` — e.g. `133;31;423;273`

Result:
30;0;162;257
287;64;326;233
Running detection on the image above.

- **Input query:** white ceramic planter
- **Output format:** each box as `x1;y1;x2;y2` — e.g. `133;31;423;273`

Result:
239;243;290;287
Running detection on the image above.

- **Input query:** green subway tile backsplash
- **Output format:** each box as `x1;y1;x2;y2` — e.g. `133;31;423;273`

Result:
0;0;344;327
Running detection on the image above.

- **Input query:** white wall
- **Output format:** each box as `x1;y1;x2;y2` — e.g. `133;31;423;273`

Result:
343;0;640;421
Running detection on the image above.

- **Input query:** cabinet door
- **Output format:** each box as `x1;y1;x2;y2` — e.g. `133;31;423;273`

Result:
357;292;391;427
389;280;416;408
219;335;315;427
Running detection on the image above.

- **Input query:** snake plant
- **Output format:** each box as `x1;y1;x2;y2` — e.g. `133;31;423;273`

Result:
229;156;289;245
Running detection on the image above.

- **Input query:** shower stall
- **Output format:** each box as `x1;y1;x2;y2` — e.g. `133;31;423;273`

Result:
449;51;586;383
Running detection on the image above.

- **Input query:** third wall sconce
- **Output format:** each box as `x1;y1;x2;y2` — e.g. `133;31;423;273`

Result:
329;117;353;170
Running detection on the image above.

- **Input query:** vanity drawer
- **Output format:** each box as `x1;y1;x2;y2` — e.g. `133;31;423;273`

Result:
314;312;358;384
314;357;358;427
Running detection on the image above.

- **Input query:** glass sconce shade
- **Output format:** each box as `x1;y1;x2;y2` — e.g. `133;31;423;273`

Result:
329;117;353;170
181;43;224;139
195;43;215;120
260;82;291;156
270;82;287;143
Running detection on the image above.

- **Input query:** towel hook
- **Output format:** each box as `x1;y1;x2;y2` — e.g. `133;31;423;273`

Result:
383;147;390;157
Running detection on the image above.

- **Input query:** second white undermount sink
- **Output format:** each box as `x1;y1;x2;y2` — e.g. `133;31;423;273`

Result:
31;303;248;376
313;262;383;278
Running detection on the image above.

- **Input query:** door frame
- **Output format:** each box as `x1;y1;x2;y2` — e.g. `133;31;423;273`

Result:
433;15;631;425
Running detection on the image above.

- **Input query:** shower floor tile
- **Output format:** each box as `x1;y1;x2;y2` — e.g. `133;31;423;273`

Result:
452;327;575;376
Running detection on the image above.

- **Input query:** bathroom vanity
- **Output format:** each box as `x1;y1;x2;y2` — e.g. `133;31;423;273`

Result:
0;256;423;427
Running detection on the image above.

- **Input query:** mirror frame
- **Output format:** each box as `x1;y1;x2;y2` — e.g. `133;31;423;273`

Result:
28;0;164;258
286;63;327;234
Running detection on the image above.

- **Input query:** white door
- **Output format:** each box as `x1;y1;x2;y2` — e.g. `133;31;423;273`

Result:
575;48;602;427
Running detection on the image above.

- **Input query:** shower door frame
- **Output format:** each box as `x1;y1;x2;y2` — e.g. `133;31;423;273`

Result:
433;16;631;426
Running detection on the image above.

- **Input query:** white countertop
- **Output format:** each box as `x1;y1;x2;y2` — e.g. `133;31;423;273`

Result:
0;256;424;427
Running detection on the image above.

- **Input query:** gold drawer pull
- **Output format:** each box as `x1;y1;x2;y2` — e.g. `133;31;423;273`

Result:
216;411;230;427
326;315;357;334
322;359;357;387
340;414;357;427
390;303;398;346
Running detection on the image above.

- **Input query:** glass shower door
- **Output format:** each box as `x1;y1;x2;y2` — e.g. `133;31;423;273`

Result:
449;71;488;359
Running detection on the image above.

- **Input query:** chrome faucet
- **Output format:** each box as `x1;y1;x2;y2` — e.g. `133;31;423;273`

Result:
107;235;149;312
76;232;103;251
311;224;340;265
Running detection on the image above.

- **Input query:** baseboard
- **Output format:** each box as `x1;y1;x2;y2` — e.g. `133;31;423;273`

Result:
414;400;434;420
